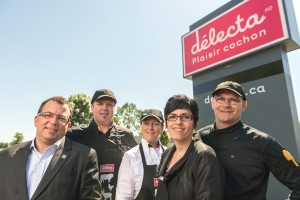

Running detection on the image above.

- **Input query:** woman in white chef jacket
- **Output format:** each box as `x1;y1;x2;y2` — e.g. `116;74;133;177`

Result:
116;108;166;200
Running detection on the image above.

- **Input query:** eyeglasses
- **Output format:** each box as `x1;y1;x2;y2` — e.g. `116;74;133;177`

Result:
214;97;242;105
166;114;193;122
37;112;70;124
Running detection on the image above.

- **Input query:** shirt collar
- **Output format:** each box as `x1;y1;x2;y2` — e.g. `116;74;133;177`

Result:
141;137;161;149
96;121;115;134
30;137;64;151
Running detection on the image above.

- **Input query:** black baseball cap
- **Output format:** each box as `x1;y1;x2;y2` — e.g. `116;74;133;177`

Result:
140;109;164;124
91;89;117;103
212;81;247;100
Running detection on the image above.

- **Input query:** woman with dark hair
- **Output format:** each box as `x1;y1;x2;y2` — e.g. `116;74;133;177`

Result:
155;94;224;200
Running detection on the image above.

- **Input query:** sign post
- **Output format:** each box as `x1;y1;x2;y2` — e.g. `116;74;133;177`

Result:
183;0;300;199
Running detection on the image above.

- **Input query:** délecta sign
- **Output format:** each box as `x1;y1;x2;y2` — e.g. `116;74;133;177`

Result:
182;0;288;78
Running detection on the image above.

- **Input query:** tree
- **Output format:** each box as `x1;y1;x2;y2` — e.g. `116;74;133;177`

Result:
159;130;170;146
68;94;93;126
0;142;9;149
10;132;24;145
114;102;142;136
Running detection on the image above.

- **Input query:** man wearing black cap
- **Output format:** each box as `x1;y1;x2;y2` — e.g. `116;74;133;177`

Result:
66;89;137;200
195;81;300;200
116;108;165;200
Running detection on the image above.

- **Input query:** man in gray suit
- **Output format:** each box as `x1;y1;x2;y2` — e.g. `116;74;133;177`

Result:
0;96;102;200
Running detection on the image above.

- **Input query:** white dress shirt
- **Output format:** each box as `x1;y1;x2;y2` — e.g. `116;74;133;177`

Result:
116;138;165;200
26;137;62;199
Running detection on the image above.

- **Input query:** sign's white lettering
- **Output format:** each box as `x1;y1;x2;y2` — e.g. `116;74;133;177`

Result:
191;14;266;55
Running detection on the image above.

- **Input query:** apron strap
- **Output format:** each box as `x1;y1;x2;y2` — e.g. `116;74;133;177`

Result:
139;143;147;167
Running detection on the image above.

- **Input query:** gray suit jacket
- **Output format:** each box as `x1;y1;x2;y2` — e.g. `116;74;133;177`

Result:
0;137;102;200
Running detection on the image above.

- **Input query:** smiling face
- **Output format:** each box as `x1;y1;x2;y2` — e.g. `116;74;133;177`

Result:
34;100;71;151
211;90;248;129
91;97;115;127
166;109;194;144
141;116;164;147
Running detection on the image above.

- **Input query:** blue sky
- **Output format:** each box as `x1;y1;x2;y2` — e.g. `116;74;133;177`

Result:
0;0;299;142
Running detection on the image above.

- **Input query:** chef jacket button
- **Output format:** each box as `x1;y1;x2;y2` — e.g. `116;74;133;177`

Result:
230;155;235;159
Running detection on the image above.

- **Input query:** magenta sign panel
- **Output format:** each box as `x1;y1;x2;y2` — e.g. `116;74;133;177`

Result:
182;0;288;77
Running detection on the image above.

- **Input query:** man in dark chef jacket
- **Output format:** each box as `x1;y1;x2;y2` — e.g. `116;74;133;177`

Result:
67;89;137;200
196;81;300;200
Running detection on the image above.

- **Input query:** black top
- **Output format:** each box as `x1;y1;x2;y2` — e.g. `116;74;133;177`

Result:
66;119;137;200
155;139;224;200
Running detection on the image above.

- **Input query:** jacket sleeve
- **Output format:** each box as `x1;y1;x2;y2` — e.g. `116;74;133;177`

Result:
263;138;300;200
116;152;136;200
194;151;225;200
80;148;102;200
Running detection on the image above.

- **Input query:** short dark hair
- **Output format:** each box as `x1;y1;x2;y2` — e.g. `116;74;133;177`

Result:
164;94;199;128
37;96;73;117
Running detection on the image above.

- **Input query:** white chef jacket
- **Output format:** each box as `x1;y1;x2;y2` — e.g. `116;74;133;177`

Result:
116;138;165;200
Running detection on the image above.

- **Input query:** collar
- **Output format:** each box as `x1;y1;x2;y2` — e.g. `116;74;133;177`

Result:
141;137;162;150
160;140;194;179
30;137;63;152
98;124;114;134
90;119;115;134
213;121;243;134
